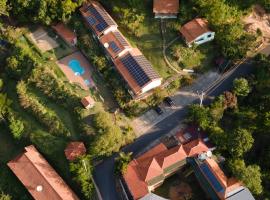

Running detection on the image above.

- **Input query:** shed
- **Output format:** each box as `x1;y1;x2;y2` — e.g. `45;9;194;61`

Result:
153;0;179;19
81;95;95;109
52;23;77;46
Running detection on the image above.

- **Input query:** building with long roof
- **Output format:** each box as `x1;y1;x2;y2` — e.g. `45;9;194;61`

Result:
7;145;79;200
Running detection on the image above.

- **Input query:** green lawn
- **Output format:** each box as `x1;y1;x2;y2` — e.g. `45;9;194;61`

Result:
167;41;217;73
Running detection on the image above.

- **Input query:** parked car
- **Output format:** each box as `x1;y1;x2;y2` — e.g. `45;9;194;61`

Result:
154;106;163;115
164;97;175;107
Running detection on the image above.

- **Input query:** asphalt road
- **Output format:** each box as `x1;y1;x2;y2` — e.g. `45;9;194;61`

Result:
93;61;256;200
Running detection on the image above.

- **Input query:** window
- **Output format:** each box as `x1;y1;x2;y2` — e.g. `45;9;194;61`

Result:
207;34;212;38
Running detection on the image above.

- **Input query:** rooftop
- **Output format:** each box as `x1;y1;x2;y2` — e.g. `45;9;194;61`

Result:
7;145;79;200
80;1;117;36
153;0;179;14
99;30;131;59
124;128;210;199
64;142;87;161
180;18;212;44
52;23;76;45
81;95;95;108
113;48;161;95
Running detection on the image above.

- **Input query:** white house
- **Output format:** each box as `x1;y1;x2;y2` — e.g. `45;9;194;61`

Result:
180;18;215;47
153;0;179;19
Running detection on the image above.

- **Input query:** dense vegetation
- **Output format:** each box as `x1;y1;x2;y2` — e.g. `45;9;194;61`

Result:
188;54;270;199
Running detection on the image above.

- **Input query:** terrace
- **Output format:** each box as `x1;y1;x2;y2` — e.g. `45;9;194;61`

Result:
56;51;96;90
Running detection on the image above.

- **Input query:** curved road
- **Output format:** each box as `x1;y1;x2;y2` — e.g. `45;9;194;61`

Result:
93;61;256;200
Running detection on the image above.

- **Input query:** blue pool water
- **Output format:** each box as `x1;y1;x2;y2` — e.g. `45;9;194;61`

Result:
68;59;85;75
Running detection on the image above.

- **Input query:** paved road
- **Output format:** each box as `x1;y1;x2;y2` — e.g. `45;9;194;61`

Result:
93;61;256;200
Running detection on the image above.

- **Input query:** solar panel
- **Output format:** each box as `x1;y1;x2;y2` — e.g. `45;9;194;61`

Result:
109;41;121;53
86;16;96;26
120;54;151;87
114;31;129;47
200;163;224;193
96;22;108;32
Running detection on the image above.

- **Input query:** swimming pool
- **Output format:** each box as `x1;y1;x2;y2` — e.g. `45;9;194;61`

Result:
68;59;85;75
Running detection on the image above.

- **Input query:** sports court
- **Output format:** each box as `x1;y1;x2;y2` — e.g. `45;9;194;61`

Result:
56;51;95;90
28;27;59;52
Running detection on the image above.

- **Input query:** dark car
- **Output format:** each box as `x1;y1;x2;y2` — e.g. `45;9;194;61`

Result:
164;97;175;107
154;106;163;115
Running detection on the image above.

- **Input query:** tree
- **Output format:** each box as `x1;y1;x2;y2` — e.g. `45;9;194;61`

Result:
210;95;225;122
6;56;20;78
69;155;95;199
115;152;132;174
229;128;254;157
229;159;263;195
7;111;24;140
0;0;9;16
9;0;84;25
0;93;12;122
188;104;211;130
0;192;11;200
233;78;251;97
223;91;237;109
0;79;3;91
208;125;227;150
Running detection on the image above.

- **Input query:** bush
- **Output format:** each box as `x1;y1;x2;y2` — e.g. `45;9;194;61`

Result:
7;110;25;140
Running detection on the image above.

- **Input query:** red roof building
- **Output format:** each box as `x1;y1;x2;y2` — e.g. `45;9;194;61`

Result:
52;23;77;46
81;95;95;109
100;30;132;59
180;18;215;47
123;131;210;199
153;0;179;18
7;145;79;200
79;1;118;38
113;48;162;96
64;142;87;161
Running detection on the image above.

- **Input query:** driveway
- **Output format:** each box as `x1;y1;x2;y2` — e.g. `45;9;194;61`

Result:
93;60;257;200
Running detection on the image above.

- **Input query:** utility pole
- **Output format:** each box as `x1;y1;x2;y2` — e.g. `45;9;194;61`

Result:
197;91;205;107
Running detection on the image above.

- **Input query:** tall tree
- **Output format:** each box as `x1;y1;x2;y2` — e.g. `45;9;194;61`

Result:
0;0;9;16
233;78;251;97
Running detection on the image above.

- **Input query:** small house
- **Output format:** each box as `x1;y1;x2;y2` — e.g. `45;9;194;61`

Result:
81;96;95;109
65;142;86;161
153;0;179;19
52;23;77;46
180;18;215;47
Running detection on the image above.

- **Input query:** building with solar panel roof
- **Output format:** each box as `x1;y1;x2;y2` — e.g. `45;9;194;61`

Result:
79;1;118;38
80;1;162;96
113;48;162;96
100;30;132;59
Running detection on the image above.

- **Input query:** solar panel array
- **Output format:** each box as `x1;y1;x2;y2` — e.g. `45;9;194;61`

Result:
87;5;109;32
114;31;129;47
109;41;121;53
86;16;96;26
200;163;224;193
120;53;159;87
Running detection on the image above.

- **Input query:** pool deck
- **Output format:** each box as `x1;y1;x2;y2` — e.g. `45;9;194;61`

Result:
56;51;95;90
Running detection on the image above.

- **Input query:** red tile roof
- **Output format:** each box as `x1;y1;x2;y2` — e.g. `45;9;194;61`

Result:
52;23;76;45
7;145;79;200
204;158;242;199
124;134;209;199
81;96;95;108
153;0;179;14
100;30;131;59
180;18;211;44
64;142;86;161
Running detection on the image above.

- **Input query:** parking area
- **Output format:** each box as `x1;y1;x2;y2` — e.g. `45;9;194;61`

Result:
132;71;220;137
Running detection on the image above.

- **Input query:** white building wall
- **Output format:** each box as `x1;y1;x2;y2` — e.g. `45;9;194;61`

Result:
141;78;162;94
193;31;215;46
103;25;118;36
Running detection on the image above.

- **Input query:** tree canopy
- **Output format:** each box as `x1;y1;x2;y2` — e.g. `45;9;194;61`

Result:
233;78;251;97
